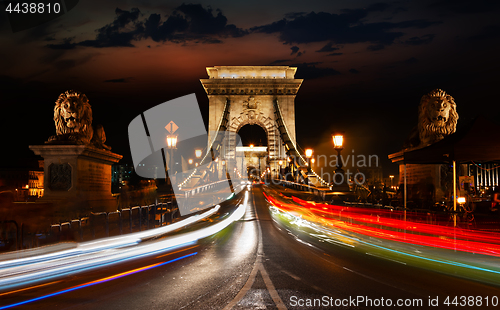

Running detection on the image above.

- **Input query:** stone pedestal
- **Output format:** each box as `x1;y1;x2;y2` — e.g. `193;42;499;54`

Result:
29;145;122;215
398;163;459;202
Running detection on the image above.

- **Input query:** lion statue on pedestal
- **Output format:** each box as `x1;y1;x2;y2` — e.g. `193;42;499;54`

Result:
404;89;458;148
47;90;111;150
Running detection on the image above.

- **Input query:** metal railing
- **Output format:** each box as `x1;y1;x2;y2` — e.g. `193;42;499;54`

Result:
274;179;327;200
1;202;178;253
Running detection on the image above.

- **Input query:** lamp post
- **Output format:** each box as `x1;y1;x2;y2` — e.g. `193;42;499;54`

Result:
332;132;349;191
332;134;343;169
305;149;313;174
389;175;394;188
166;135;177;150
194;149;202;168
166;134;177;194
195;149;202;161
278;159;283;180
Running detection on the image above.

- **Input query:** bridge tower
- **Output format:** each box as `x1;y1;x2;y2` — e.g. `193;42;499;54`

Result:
200;66;303;178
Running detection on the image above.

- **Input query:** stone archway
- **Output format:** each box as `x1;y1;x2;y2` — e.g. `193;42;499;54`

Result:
232;120;275;176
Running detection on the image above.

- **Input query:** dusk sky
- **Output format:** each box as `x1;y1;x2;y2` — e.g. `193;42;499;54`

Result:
1;0;499;176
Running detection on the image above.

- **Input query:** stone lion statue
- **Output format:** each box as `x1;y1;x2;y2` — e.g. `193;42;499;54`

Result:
404;89;458;148
47;90;111;150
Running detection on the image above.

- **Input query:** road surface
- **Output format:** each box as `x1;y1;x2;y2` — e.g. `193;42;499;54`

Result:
1;185;499;309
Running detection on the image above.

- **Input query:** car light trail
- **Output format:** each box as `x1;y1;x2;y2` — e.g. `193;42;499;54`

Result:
0;191;249;292
263;192;500;256
0;253;197;310
292;196;500;244
264;190;500;286
0;204;221;270
0;281;61;297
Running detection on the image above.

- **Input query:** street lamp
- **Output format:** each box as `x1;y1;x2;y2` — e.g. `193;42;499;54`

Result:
389;175;394;188
166;135;177;149
332;133;344;169
165;134;177;194
305;149;313;173
188;158;193;165
195;149;202;168
332;132;348;191
278;160;283;180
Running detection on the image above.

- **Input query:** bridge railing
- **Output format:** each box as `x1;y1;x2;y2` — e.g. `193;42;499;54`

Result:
1;202;178;253
184;179;230;198
272;179;327;201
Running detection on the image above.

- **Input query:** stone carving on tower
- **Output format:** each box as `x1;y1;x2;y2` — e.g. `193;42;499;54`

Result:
242;96;263;124
47;90;111;150
404;89;459;149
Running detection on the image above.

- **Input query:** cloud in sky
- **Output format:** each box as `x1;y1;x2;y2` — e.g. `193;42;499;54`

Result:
48;4;247;49
428;0;500;14
291;62;341;79
251;3;440;46
403;34;435;45
315;42;340;53
404;57;419;64
469;24;500;41
46;2;441;52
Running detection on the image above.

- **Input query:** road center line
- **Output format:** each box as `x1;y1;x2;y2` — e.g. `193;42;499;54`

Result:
222;188;287;310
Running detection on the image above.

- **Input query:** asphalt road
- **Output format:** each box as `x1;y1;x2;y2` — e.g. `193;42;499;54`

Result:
2;185;500;309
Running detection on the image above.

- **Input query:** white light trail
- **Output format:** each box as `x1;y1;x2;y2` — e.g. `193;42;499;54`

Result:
0;193;248;292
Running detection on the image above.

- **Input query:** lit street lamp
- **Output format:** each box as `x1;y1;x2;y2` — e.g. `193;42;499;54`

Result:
389;175;394;188
165;134;177;194
332;132;349;191
332;134;344;169
305;149;313;174
195;149;202;168
166;135;177;149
